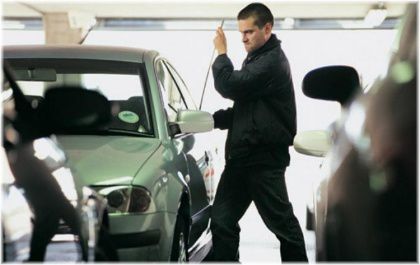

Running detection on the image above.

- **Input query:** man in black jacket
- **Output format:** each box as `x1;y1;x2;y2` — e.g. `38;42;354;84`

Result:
210;3;308;261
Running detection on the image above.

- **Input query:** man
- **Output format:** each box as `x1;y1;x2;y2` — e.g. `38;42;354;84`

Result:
210;3;308;262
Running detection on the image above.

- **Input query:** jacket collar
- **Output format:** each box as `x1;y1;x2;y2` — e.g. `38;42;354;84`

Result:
247;34;280;60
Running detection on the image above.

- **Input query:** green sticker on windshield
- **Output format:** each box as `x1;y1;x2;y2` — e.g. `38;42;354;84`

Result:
118;111;139;124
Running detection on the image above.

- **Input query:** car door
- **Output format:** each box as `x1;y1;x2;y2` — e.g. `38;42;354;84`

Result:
155;59;212;244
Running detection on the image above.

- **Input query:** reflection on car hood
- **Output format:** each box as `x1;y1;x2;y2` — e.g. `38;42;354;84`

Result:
57;135;161;186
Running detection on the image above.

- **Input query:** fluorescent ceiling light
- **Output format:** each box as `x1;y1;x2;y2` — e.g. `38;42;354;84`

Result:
3;21;25;30
364;7;387;27
68;10;97;29
283;17;295;29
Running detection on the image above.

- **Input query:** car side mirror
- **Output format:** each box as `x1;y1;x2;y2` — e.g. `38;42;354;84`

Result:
293;130;331;157
169;110;214;136
303;65;361;106
40;86;111;133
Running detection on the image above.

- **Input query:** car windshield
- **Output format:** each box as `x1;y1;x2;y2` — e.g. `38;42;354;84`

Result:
6;58;153;137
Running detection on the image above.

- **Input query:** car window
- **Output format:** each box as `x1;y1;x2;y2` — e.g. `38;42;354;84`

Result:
155;59;188;122
6;59;154;136
164;62;197;110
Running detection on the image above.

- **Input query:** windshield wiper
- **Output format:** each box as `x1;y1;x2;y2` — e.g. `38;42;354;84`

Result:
56;128;153;137
105;128;153;137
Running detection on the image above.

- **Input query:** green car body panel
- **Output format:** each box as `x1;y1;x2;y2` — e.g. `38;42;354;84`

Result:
4;45;217;261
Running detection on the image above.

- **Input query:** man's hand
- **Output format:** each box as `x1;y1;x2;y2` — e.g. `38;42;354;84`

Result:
213;27;227;55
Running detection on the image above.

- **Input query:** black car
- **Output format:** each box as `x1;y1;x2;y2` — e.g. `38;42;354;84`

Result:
293;4;417;261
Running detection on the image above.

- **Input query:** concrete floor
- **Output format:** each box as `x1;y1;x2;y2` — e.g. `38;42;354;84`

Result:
239;202;316;263
236;149;318;263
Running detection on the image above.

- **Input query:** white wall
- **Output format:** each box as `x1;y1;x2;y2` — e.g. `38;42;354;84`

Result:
2;27;396;128
2;27;397;222
80;28;396;130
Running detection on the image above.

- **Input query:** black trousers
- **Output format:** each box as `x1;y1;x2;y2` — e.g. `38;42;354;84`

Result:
210;165;308;262
10;145;84;262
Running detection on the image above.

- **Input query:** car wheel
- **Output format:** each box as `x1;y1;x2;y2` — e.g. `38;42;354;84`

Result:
95;225;119;261
170;214;189;262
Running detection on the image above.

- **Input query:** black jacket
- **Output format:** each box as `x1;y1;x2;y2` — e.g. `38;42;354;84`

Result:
212;34;296;168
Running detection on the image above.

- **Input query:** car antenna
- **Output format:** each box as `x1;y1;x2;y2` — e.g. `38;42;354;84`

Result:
199;19;225;110
79;20;97;45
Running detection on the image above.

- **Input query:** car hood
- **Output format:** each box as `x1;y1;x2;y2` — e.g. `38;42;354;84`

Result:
57;135;161;186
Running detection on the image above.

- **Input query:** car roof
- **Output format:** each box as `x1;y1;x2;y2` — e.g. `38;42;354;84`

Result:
3;45;159;63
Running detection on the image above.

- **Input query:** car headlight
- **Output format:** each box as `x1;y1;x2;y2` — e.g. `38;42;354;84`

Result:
94;186;153;214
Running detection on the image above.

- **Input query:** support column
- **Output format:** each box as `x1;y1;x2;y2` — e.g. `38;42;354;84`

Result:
43;11;95;44
43;12;82;44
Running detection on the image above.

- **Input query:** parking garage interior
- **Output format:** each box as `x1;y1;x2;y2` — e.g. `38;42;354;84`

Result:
2;1;416;263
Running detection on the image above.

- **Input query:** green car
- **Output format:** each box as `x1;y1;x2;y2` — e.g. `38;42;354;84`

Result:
4;45;217;262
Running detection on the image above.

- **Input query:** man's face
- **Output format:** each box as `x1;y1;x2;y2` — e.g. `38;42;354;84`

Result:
238;17;271;53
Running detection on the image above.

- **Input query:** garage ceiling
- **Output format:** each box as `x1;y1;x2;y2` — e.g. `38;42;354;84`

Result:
3;1;410;19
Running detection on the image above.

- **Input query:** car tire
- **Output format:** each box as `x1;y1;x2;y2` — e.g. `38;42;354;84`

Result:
170;214;189;262
95;225;119;261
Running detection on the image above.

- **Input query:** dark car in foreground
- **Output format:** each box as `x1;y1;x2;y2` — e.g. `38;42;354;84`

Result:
4;45;218;261
2;65;116;262
293;5;417;261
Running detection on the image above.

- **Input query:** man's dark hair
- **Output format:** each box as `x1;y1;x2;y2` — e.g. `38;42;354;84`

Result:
237;2;274;28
